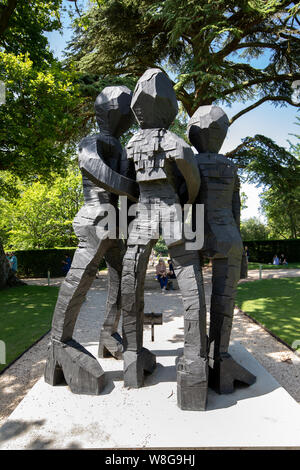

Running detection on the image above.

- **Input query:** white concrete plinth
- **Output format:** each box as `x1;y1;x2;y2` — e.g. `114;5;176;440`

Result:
1;318;300;449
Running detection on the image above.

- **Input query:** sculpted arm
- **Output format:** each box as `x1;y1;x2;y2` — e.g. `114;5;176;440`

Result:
78;136;139;202
166;133;200;204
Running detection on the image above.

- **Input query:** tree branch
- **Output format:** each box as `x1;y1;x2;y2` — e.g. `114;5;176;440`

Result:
233;41;283;51
67;0;81;18
225;138;257;158
222;72;300;98
0;0;18;36
229;95;299;125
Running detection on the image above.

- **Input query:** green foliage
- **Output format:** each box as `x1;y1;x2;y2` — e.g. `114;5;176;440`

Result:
240;217;270;241
230;135;300;239
0;0;63;66
154;236;168;256
0;285;59;372
0;52;85;180
0;1;87;289
240;191;248;211
0;171;84;249
261;185;300;239
236;277;300;348
67;0;300;118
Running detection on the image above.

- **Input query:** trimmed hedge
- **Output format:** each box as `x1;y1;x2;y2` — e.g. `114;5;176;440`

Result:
243;239;300;263
14;248;106;278
12;239;300;276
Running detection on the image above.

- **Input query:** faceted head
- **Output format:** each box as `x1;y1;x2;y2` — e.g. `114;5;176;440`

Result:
94;86;134;138
187;105;229;153
131;68;178;129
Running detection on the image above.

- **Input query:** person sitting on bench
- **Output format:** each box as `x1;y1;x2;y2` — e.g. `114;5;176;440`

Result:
156;258;168;291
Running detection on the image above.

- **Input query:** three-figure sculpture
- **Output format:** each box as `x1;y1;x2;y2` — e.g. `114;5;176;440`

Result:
44;69;255;410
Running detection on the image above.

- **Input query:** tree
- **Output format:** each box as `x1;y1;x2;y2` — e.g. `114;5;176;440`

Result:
68;0;300;119
154;236;168;256
260;185;300;238
0;171;83;250
0;1;87;288
0;52;85;180
0;0;63;65
240;217;270;240
229;134;300;238
240;191;248;211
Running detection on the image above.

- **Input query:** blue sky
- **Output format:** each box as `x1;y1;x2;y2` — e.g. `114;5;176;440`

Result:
46;1;299;221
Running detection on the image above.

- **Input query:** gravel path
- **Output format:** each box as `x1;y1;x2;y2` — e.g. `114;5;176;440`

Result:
0;267;299;426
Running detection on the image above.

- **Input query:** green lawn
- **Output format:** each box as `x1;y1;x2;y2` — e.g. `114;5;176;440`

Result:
247;262;300;270
236;277;300;348
0;285;59;372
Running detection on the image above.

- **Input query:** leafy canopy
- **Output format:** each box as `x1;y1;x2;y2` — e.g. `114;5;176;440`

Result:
68;0;300;118
0;171;83;249
240;217;270;241
230;133;300;239
0;52;85;183
0;0;63;66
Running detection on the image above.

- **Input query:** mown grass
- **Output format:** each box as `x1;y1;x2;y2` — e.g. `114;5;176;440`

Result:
0;285;59;372
247;262;300;270
236;277;300;348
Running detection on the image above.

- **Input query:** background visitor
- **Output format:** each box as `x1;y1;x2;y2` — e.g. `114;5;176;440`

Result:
156;258;168;292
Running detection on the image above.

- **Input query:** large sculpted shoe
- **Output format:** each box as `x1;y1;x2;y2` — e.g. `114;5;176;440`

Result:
177;356;208;411
208;352;256;394
98;331;123;359
123;347;156;388
44;339;106;395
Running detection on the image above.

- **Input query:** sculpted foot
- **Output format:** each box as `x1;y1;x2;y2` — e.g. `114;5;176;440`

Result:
98;331;123;359
209;352;256;394
44;339;106;395
123;348;156;388
177;357;208;411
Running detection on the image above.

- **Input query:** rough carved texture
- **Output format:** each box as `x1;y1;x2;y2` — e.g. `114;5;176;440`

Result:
121;68;208;410
188;105;256;394
187;105;229;154
45;86;135;395
131;68;178;129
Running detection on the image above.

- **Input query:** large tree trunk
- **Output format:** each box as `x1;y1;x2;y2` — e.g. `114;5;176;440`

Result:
0;0;18;37
0;241;24;289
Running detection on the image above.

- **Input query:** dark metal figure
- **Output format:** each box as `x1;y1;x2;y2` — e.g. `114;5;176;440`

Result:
44;86;137;395
121;68;208;410
187;105;256;394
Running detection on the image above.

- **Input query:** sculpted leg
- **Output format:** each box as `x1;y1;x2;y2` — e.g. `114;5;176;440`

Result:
45;232;112;395
122;240;156;388
169;243;208;411
98;239;125;359
209;256;256;393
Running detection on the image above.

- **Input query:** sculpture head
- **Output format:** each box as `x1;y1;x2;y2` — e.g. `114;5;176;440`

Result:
187;105;229;153
131;68;178;129
94;86;134;138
